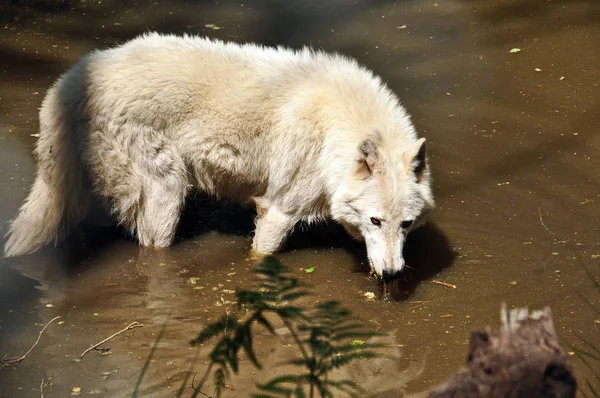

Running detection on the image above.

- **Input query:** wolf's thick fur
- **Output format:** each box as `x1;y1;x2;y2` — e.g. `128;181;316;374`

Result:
5;33;433;277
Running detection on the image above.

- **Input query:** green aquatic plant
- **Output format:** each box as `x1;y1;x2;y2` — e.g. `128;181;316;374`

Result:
186;256;382;398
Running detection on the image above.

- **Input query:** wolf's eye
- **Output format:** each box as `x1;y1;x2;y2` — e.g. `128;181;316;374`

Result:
401;220;413;229
370;217;382;227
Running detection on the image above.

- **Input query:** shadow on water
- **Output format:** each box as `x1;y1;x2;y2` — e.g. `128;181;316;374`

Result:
17;195;457;291
0;266;42;335
395;223;459;298
160;193;458;297
286;219;458;301
175;195;256;240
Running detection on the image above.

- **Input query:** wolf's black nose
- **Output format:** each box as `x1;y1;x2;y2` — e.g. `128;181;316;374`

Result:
381;270;402;282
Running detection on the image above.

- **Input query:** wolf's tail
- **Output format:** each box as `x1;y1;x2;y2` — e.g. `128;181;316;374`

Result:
4;84;90;257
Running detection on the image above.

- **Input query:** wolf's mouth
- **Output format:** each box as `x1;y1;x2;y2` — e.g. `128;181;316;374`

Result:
366;255;383;280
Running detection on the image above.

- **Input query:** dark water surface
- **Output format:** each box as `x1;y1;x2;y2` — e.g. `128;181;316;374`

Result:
1;0;599;397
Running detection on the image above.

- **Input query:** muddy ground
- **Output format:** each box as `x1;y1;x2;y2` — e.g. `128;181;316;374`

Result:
0;0;599;397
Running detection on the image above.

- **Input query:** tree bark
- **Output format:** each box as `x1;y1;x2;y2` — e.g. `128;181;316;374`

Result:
429;305;577;398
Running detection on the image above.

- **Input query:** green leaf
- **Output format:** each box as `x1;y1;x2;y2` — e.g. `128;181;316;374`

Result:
254;313;277;335
190;315;238;346
331;331;382;341
293;384;307;398
276;306;307;320
281;291;310;302
213;367;226;398
324;379;362;396
286;358;311;367
320;352;379;373
256;375;302;395
241;323;262;369
205;23;223;30
258;375;305;388
188;256;382;398
304;267;315;273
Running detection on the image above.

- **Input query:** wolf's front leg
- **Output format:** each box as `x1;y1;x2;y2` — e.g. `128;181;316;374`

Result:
252;205;296;255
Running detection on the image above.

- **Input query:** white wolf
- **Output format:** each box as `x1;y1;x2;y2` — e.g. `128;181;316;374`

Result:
4;33;433;279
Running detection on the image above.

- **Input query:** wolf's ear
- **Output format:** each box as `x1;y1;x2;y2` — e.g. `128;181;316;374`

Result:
355;137;380;179
403;138;427;181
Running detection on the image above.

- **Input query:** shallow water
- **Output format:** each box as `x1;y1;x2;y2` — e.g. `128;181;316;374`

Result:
1;0;599;397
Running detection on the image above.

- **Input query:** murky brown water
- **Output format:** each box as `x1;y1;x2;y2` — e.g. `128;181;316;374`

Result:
1;0;599;397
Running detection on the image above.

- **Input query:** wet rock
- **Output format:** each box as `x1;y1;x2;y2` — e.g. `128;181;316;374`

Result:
430;305;576;398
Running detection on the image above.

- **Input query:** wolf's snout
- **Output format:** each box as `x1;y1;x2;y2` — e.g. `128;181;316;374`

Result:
381;269;402;282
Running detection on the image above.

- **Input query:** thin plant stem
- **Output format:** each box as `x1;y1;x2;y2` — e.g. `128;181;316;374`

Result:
132;315;169;397
190;363;214;398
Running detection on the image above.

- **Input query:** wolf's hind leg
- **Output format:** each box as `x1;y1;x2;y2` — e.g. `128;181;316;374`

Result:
136;175;188;247
89;126;189;248
252;205;296;254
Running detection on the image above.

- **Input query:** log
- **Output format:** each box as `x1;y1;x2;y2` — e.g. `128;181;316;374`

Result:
429;305;577;398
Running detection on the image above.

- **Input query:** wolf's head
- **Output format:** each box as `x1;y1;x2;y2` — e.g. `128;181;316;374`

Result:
331;132;434;280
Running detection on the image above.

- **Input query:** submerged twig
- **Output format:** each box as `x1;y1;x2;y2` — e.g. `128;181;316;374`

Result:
538;206;561;242
40;378;45;398
79;322;143;360
431;280;457;289
1;316;62;367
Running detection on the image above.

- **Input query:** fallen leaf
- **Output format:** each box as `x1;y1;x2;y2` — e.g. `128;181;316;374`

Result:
350;339;366;348
364;292;376;300
509;281;518;286
71;386;82;396
509;48;521;53
304;267;315;273
205;23;223;30
188;277;200;285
